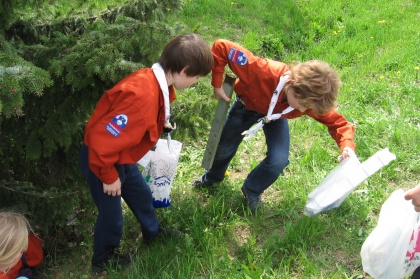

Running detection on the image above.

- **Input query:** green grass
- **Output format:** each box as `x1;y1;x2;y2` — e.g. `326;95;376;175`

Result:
30;0;419;277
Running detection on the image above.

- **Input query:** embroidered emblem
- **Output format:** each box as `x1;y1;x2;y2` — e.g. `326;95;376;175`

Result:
106;114;128;137
228;48;248;65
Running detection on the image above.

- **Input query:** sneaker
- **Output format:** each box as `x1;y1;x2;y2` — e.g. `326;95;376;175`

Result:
91;251;132;273
143;225;184;244
192;175;213;188
241;186;264;214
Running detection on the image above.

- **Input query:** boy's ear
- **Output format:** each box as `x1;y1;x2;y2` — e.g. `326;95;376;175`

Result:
180;66;189;75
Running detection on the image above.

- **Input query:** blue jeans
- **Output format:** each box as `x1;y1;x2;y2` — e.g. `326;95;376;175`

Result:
80;145;159;263
204;98;290;196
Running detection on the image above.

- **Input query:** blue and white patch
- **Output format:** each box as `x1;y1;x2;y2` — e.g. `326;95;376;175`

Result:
106;114;128;137
228;48;248;65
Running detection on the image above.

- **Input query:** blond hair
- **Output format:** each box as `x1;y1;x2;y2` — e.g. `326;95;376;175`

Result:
0;212;30;271
289;60;341;114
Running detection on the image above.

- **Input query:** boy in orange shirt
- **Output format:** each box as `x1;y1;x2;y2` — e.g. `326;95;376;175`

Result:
80;33;213;273
194;39;356;213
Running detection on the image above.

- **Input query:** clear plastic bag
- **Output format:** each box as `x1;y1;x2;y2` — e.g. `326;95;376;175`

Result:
361;189;420;279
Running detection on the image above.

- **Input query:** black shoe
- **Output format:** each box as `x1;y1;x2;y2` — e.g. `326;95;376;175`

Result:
241;186;264;214
143;225;184;244
192;176;213;188
91;251;133;273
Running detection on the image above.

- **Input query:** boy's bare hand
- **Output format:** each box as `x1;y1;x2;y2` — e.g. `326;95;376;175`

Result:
103;178;122;196
405;184;420;212
338;147;355;162
213;87;231;102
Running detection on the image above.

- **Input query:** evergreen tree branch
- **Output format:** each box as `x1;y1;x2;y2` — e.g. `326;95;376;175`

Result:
0;181;78;199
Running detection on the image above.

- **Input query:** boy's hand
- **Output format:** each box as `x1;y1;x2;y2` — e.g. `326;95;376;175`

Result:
103;178;122;196
213;87;231;102
405;184;420;212
338;147;355;162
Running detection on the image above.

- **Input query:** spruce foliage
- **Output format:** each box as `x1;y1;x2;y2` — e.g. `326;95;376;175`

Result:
0;0;181;258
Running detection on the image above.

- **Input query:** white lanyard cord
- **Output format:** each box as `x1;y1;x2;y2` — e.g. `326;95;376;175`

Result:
241;72;294;140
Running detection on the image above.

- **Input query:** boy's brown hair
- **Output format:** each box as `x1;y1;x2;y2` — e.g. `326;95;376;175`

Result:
158;33;213;77
289;60;341;114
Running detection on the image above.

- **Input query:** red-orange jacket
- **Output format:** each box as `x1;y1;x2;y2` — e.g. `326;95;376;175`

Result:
0;233;43;279
211;39;355;151
83;68;176;184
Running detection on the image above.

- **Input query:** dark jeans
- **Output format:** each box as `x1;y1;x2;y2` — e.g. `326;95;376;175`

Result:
80;145;159;263
413;266;420;279
204;98;290;196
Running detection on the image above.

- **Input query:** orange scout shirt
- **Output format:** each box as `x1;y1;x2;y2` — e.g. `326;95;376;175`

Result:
83;68;176;184
0;233;43;279
211;39;356;151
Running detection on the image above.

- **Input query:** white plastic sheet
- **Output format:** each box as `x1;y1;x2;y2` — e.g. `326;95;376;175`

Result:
304;148;396;217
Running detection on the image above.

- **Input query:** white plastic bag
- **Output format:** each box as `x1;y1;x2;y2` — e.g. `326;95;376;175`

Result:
304;148;396;217
137;150;151;168
361;189;420;279
141;139;182;208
